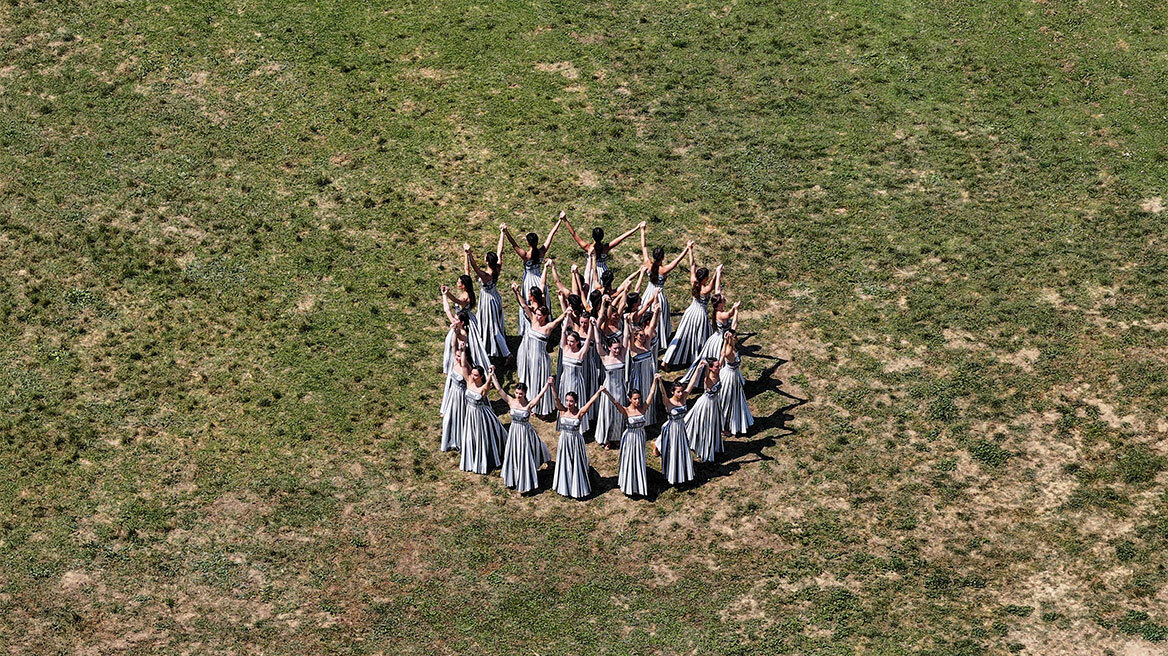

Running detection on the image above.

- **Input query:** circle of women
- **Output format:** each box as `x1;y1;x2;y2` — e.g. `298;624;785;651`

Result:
439;212;756;499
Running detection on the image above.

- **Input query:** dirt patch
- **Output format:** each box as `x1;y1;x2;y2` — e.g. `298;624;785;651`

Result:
1139;197;1163;214
535;61;579;79
578;170;600;188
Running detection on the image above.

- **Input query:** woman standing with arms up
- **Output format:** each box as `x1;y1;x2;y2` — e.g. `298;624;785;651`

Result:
464;234;510;360
495;375;555;493
441;340;471;453
461;364;506;474
626;297;662;425
558;322;598;434
592;315;628;449
550;386;605;499
655;374;697;486
678;268;738;388
564;218;644;283
601;381;658;497
512;283;569;416
441;278;490;370
719;329;754;436
640;227;691;355
661;244;716;368
502;214;562;337
684;359;725;463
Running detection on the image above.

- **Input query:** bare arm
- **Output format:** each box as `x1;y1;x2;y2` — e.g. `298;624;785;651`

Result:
491;371;514;405
639;223;650;264
655;374;669;407
441;288;457;324
686;362;704;394
687;243;698;285
607;221;642;250
660;242;691;275
572;263;585;299
466;246;489;283
730;302;741;330
545;310;570;332
502;226;528;260
645;375;660;407
512;283;534;320
551;380;566;413
564;219;590;252
601;387;629;417
549;261;571;297
713;263;723;295
526;378;554;411
496;226;506;261
578;387;605;416
543;212;564;251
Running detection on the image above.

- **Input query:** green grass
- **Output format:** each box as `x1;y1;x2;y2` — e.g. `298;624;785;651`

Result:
2;0;1168;653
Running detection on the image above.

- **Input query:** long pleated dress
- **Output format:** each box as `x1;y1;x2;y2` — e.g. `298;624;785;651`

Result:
643;271;672;349
518;329;556;415
461;388;505;474
657;405;695;485
552;415;591;498
583;340;602;427
440;370;467;451
661;292;712;367
720;357;754;435
593;361;627;445
684;381;724;463
617;414;649;496
627;350;660;425
501;407;551;493
441;321;489;416
478;279;510;358
517;257;545;337
679;319;732;389
559;353;592;433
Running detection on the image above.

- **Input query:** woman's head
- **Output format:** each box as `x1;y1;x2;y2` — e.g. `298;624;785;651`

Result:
600;270;614;289
456;310;470;328
484;251;499;279
671;381;685;398
712;293;726;310
725;328;738;347
470;365;485;384
567;294;584;316
628;389;642;406
565;329;581;350
525;232;539;250
565;391;578;409
588;290;603;317
535;305;551;324
650;246;665;276
592;227;605;246
514;382;528;398
529;286;545;307
706;357;720;373
626;291;641;311
608;339;622;357
459;274;477;308
692;267;709;296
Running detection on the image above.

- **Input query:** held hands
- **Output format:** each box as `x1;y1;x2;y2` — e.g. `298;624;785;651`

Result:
732;301;741;310
440;284;449;294
547;376;555;385
463;242;471;253
558;210;567;220
511;282;520;292
638;220;647;229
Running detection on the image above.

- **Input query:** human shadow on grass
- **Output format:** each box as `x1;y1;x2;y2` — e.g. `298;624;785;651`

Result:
688;395;806;486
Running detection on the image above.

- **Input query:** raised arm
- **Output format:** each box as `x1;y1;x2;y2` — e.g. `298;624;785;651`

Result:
563;218;590;252
660;242;691;275
639;223;650;265
685;362;704;395
511;283;534;320
502;225;528;260
545;309;571;332
713;263;723;295
465;245;488;283
601;387;629;417
655;374;669;407
581;320;598;354
607;221;643;251
496;226;506;260
578;387;605;416
571;263;585;298
491;370;514;405
730;301;741;330
444;285;469;308
687;243;698;285
550;378;567;412
441;287;458;324
548;261;571;297
543;212;564;251
526;377;554;411
645;374;660;407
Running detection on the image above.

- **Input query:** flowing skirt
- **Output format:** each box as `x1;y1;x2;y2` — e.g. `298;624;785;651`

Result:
460;402;505;474
441;320;491;418
661;297;712;367
440;380;466;451
559;361;591;433
518;333;555;415
517;266;546;337
501;421;551;493
584;347;602;426
617;426;648;496
678;329;725;389
478;284;510;358
720;364;754;435
552;430;591;498
657;417;694;485
644;281;672;345
627;354;659;425
684;391;724;463
594;366;627;445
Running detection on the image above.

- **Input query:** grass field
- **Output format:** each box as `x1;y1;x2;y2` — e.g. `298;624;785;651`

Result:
3;0;1168;653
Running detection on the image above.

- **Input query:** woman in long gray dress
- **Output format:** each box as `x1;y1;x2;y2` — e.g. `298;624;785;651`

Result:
512;283;569;416
461;365;506;474
592;318;628;449
494;374;555;493
684;359;725;463
564;218;643;284
640;225;691;353
655;373;698;486
463;234;510;359
558;322;597;434
601;381;658;497
661;243;716;368
679;268;739;388
502;215;562;337
626;296;662;425
550;386;604;499
719;330;754;436
441;344;471;452
441;280;490;372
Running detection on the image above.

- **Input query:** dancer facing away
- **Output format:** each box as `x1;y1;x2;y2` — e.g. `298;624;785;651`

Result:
563;218;644;284
441;343;471;452
684;359;725;463
464;237;510;359
495;375;554;493
592;313;628;449
601;381;659;497
655;373;697;486
719;329;754;436
502;214;562;336
558;322;598;434
461;364;506;474
640;226;691;355
661;242;716;368
512;283;570;415
550;386;605;499
679;268;738;388
626;297;662;424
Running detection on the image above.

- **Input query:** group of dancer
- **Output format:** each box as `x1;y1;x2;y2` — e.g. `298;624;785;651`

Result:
439;212;755;499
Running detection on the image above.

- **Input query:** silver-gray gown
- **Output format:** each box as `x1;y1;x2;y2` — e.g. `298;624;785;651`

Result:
719;358;754;435
552;415;591;498
643;271;672;348
684;380;724;462
594;361;627;445
440;370;466;451
478;279;510;358
626;350;660;425
617;414;648;496
517;257;546;337
657;405;694;485
501;407;551;493
678;319;732;389
460;389;504;473
559;353;591;433
517;328;555;415
661;293;712;367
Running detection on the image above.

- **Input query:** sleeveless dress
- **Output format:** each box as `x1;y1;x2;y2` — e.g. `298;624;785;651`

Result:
517;257;545;337
477;279;510;358
593;361;627;445
500;407;551;493
559;353;592;433
684;380;724;462
658;405;694;485
583;338;602;427
643;271;672;350
517;328;555;415
440;370;467;451
584;251;610;290
627;350;660;425
441;321;489;416
679;319;732;389
720;358;754;435
553;416;591;498
661;292;712;367
460;388;504;474
617;414;648;496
